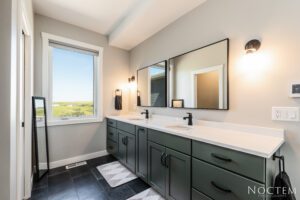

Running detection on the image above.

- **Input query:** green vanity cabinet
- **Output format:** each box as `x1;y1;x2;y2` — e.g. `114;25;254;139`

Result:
148;141;167;196
148;140;191;200
107;126;118;142
192;159;265;200
192;141;265;182
106;119;118;158
166;148;191;200
191;140;274;200
148;129;191;155
118;130;126;162
106;118;276;200
107;118;117;127
107;119;136;172
107;139;118;157
192;189;213;200
127;132;136;172
136;126;148;182
117;121;135;134
118;130;136;172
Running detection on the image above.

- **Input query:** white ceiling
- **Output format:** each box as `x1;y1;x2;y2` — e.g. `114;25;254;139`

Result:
33;0;207;50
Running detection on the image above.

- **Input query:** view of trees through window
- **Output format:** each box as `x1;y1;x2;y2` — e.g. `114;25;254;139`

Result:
50;44;95;119
52;101;94;118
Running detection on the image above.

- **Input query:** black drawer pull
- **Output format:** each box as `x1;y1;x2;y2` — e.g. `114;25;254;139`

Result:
109;132;114;135
211;181;232;193
211;153;232;162
164;154;169;168
124;136;128;145
108;121;113;125
160;153;165;166
138;128;145;132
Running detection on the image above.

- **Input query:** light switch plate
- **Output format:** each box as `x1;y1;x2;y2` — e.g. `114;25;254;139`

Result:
272;107;300;121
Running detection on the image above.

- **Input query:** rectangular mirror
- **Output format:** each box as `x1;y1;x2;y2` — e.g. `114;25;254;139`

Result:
32;96;50;180
169;39;229;109
137;61;167;107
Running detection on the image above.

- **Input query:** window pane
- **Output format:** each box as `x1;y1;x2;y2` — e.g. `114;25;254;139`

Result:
51;47;95;119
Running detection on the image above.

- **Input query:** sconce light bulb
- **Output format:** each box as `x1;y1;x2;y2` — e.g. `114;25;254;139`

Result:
246;48;257;54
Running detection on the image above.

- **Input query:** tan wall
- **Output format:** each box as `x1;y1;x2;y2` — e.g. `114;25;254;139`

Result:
137;69;150;105
197;71;219;108
129;0;300;197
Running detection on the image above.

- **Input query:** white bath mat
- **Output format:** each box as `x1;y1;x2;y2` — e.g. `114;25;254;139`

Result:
127;188;165;200
97;161;137;187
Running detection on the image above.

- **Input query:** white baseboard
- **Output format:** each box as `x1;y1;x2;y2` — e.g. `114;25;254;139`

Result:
39;150;108;169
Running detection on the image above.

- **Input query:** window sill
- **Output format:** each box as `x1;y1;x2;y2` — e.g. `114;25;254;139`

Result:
48;117;103;127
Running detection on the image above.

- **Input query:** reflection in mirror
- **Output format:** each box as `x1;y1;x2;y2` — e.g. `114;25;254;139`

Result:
32;97;49;180
169;39;229;109
137;61;167;107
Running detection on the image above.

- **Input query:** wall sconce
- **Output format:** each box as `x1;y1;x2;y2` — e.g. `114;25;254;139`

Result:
128;75;136;90
245;39;261;53
114;89;122;110
239;38;271;81
128;76;135;83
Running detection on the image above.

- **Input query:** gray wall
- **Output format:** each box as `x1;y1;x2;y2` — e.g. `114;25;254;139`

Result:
34;14;130;162
0;0;17;199
130;0;300;197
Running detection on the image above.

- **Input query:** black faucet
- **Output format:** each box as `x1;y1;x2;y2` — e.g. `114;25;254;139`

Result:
183;113;193;126
141;109;149;119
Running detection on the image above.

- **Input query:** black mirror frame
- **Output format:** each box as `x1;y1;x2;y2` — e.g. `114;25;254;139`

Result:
168;38;229;110
137;60;168;108
32;96;50;180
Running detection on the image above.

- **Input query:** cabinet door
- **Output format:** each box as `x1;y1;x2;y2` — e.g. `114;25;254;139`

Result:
136;127;148;182
118;131;126;163
125;132;136;172
107;139;118;157
192;158;264;200
192;189;213;200
165;148;191;200
148;141;166;196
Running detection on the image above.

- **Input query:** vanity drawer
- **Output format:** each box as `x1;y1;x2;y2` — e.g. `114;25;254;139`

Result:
192;158;265;200
117;121;135;134
107;119;116;127
148;129;191;155
107;127;118;142
107;139;118;156
192;189;212;200
192;141;265;182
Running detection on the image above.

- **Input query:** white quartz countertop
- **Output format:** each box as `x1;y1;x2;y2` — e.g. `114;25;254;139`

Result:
106;114;285;158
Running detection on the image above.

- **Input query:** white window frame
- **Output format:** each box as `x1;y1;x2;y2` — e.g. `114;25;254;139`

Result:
42;32;103;126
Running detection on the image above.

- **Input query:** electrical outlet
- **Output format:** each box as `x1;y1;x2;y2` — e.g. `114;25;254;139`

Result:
272;107;300;121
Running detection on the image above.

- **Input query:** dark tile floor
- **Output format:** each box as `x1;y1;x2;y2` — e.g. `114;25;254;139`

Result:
31;155;150;200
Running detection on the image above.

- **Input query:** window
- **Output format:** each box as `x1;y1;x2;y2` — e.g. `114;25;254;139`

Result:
42;33;103;126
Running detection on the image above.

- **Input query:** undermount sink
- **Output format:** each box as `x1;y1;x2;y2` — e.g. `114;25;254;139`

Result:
165;125;192;131
127;117;144;120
